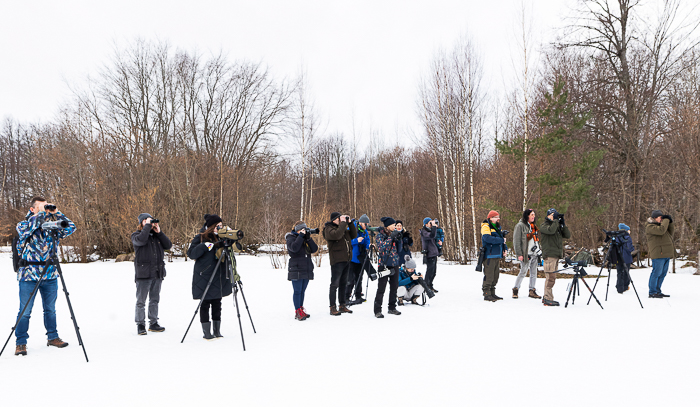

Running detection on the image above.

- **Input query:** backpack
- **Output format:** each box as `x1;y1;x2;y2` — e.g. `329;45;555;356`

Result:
12;235;23;273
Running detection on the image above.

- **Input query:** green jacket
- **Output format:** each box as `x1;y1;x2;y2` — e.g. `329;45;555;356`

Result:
513;220;530;258
322;220;358;266
645;218;674;259
539;218;571;259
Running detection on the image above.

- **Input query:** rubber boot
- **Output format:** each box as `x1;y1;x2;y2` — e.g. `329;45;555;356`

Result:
212;320;224;338
202;322;215;340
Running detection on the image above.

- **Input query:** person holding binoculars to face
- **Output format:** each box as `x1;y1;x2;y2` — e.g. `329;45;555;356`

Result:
322;212;357;316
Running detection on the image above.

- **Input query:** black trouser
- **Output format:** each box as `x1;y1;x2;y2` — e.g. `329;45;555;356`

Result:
200;298;222;323
374;267;399;314
330;261;350;307
616;262;631;293
425;256;438;288
346;257;369;300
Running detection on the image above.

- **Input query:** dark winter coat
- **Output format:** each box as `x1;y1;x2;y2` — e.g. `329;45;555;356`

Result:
351;222;371;263
435;227;445;245
131;224;172;281
377;227;403;268
187;231;233;300
420;226;439;258
619;233;635;265
539;218;571;259
286;231;318;280
398;230;413;265
481;220;506;259
646;218;675;259
322;220;358;265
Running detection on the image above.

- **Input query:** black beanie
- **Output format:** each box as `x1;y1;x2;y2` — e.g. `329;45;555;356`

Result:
330;212;341;222
381;216;396;228
204;214;223;228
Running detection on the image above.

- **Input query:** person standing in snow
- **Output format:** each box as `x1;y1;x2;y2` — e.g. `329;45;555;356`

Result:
481;211;507;302
645;210;674;299
187;214;231;340
615;223;635;294
13;197;76;357
434;219;445;256
286;220;318;321
420;218;440;292
322;212;357;316
131;213;172;336
539;208;571;306
512;209;542;300
374;217;403;318
347;214;372;305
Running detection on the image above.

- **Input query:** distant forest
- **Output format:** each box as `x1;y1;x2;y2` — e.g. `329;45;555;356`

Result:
2;1;699;264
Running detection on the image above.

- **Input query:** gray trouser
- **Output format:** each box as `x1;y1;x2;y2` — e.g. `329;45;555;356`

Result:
135;278;162;325
397;284;425;300
514;256;538;291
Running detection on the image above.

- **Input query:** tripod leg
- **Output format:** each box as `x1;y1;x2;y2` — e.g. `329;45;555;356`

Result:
0;277;43;357
588;244;611;305
564;276;576;308
605;266;612;301
232;286;246;351
181;255;226;343
580;277;604;310
626;268;644;309
56;264;89;362
236;281;256;333
572;277;578;305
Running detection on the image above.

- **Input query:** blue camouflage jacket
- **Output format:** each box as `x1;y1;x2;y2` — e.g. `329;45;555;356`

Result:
16;210;76;282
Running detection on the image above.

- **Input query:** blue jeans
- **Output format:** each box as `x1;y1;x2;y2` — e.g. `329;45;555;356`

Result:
292;279;309;309
16;279;59;345
649;258;670;295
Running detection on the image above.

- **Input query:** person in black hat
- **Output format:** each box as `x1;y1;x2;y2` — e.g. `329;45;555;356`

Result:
131;213;172;335
187;214;230;340
374;216;403;318
322;212;357;316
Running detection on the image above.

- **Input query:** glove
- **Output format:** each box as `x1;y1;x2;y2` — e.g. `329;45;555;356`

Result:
662;214;673;223
213;240;226;249
558;214;566;227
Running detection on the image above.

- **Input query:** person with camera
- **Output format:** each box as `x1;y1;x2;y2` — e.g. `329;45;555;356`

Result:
434;219;445;256
347;214;371;305
13;197;76;356
286;221;318;321
395;220;413;265
420;217;440;292
539;208;572;306
323;212;358;316
646;210;674;298
187;214;231;340
397;255;425;305
374;217;403;318
512;209;542;299
131;213;172;335
615;223;635;294
481;211;507;302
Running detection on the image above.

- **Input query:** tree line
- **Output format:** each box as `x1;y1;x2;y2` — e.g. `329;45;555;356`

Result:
2;1;700;265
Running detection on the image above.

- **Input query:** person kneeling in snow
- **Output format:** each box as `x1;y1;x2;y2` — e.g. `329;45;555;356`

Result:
397;255;425;306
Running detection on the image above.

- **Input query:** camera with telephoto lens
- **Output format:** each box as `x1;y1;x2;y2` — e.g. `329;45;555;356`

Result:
375;264;395;279
565;257;588;268
44;204;57;212
41;220;69;230
529;243;542;257
502;230;510;237
603;229;625;245
304;227;319;235
410;270;436;299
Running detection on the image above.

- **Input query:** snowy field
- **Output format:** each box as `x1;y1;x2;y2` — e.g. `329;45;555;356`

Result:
0;252;698;407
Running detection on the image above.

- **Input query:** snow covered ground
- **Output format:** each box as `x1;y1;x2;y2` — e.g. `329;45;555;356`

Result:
0;252;698;407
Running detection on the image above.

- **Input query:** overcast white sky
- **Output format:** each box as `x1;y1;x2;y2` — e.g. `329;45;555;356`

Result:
0;0;574;144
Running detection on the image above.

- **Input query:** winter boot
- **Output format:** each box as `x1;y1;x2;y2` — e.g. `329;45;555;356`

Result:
397;297;404;306
137;324;147;336
484;294;497;302
202;322;216;340
375;312;384;318
410;295;420;305
492;292;503;301
339;305;353;314
512;287;519;299
388;309;401;315
529;289;542;299
330;306;341;316
47;338;69;348
15;345;27;356
149;323;165;332
543;299;560;306
295;308;305;321
301;307;311;318
213;320;224;338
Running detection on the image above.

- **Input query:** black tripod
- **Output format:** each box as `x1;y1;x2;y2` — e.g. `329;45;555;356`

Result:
348;244;378;305
181;241;256;350
587;240;643;309
1;229;89;362
558;261;604;309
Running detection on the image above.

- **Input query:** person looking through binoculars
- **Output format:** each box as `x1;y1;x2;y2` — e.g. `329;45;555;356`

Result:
512;209;542;300
397;255;424;305
374;217;403;318
646;210;674;299
322;212;357;316
539;208;572;306
286;221;319;321
187;214;231;340
395;220;413;266
420;217;440;292
13;197;76;356
481;211;507;302
131;213;172;335
347;214;371;305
